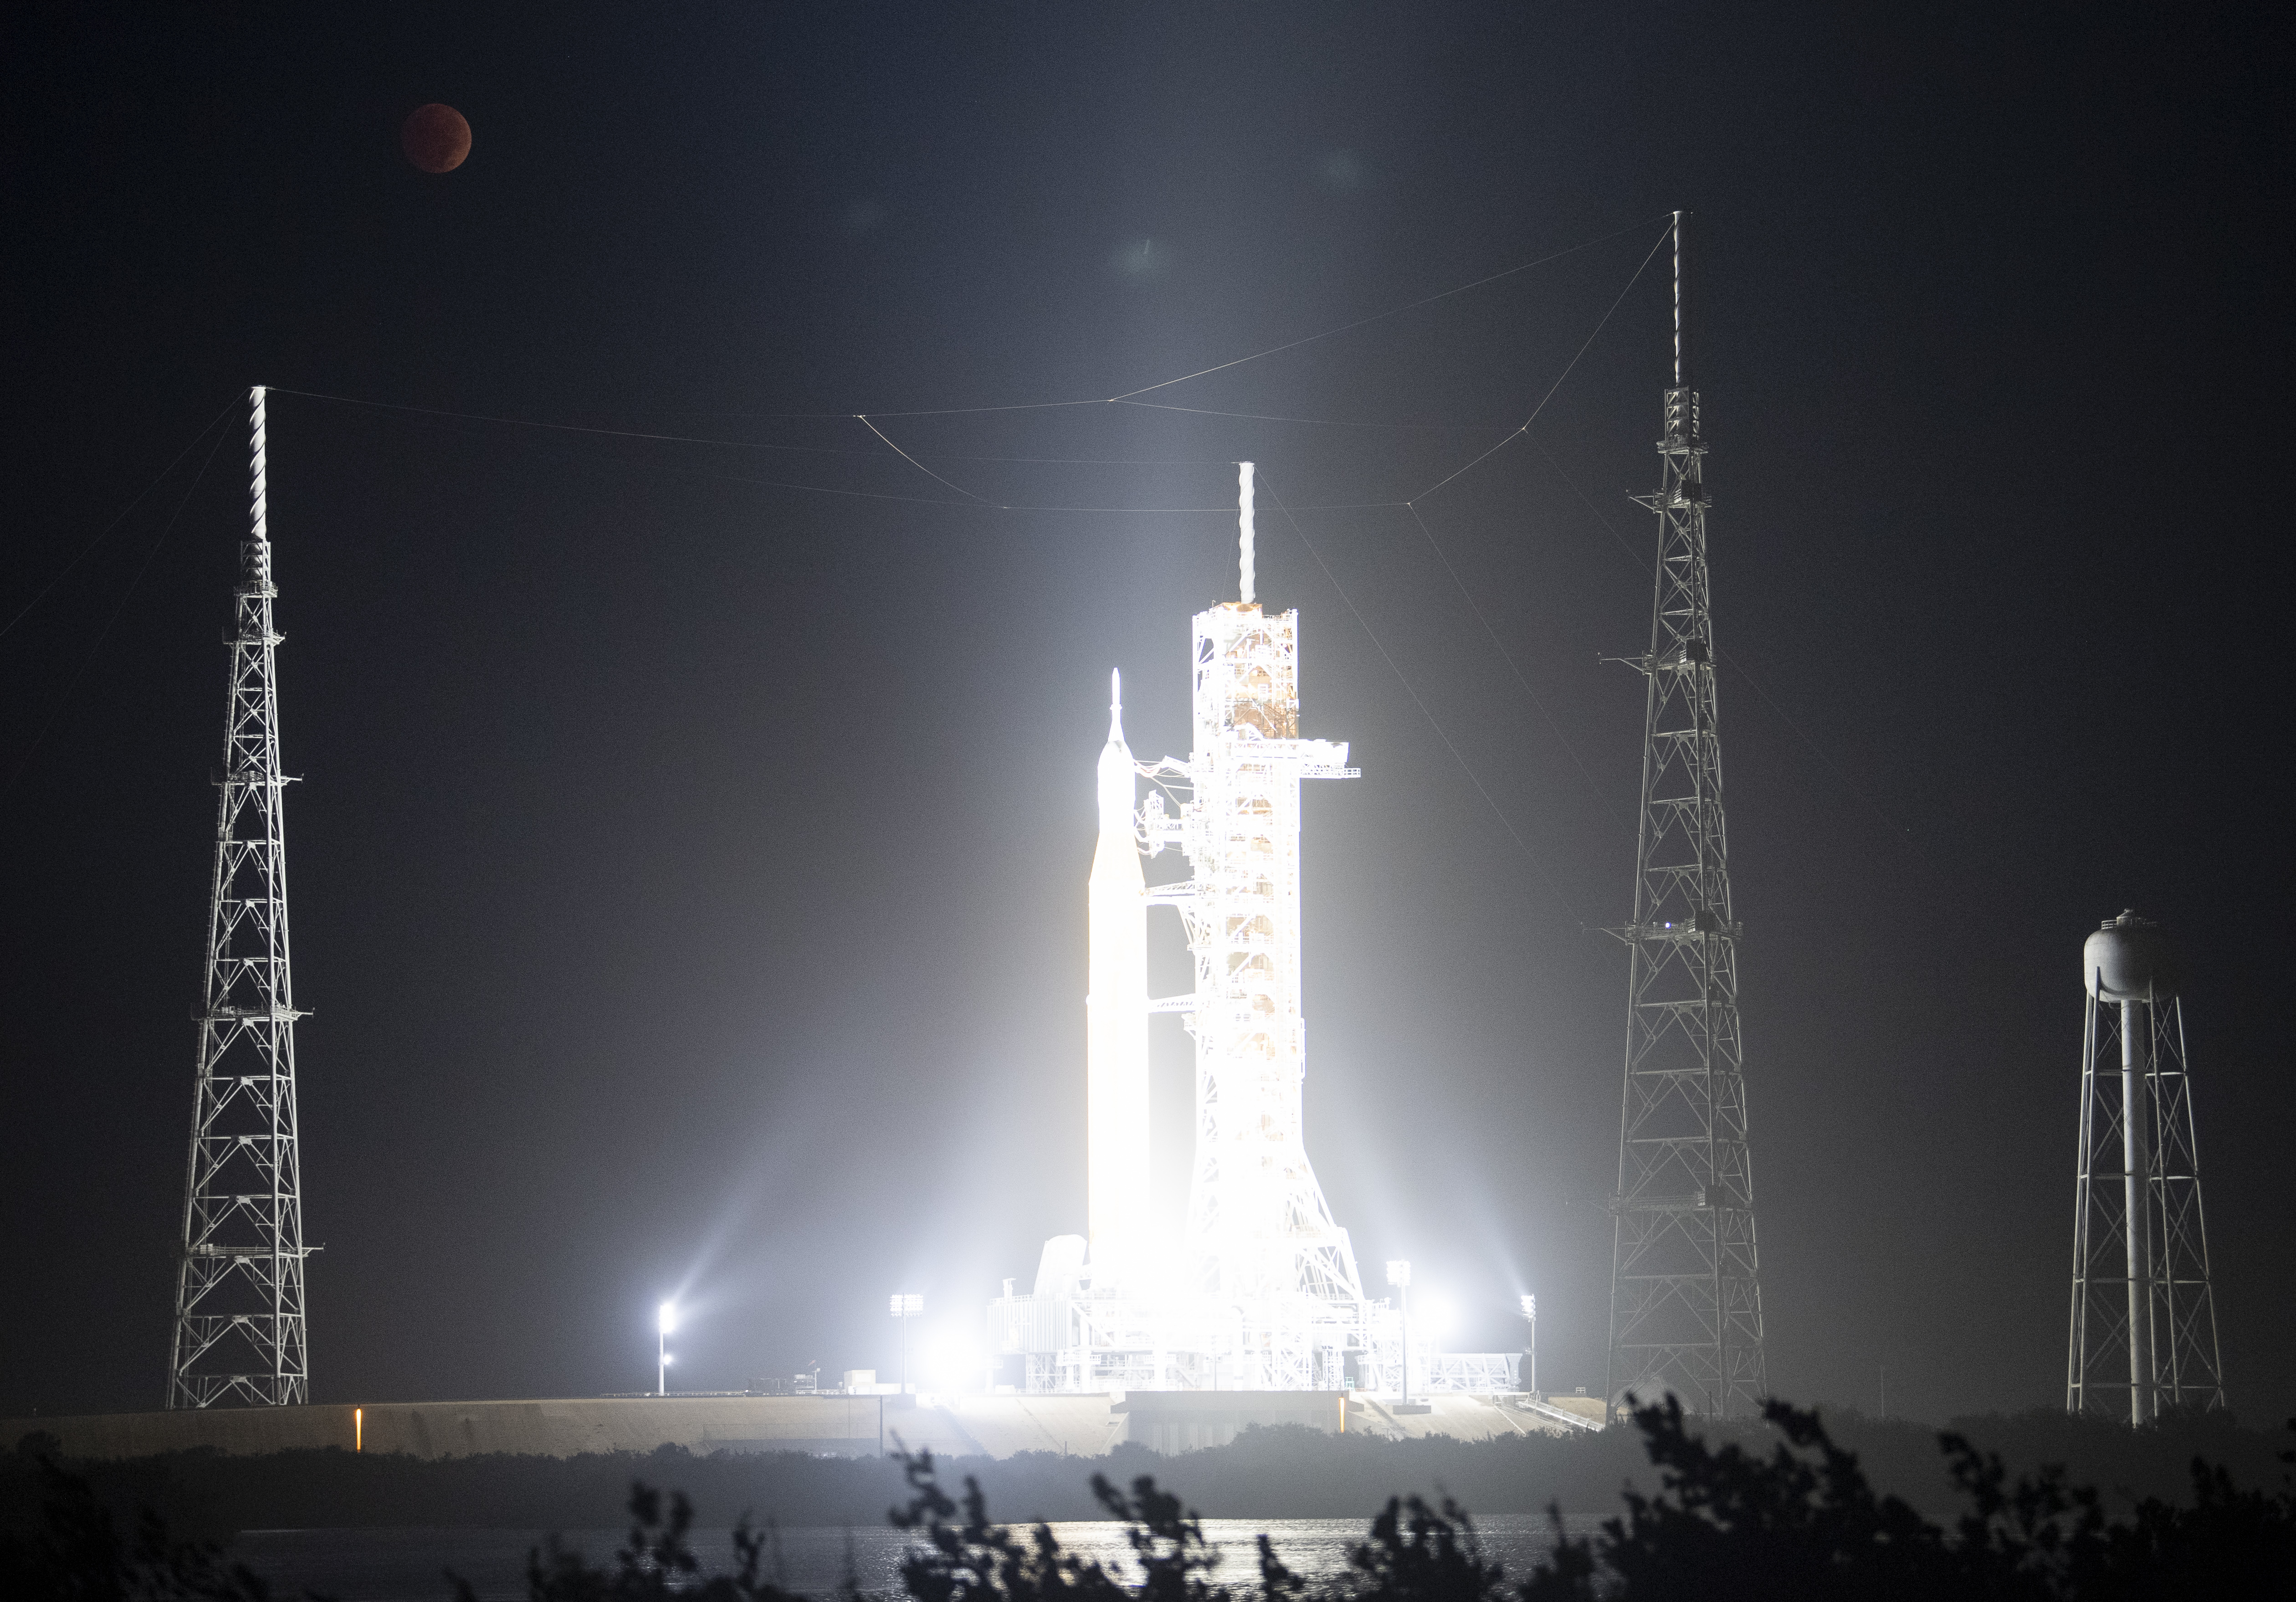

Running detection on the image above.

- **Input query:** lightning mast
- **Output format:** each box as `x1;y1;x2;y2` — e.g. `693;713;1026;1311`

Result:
166;385;312;1407
1604;214;1768;1417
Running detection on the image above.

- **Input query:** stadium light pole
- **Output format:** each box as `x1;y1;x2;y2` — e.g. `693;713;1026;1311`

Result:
658;1301;676;1397
1385;1261;1411;1402
1520;1294;1537;1397
891;1294;923;1394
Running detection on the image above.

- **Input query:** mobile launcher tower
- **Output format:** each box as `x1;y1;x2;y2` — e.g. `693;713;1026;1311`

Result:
989;467;1520;1396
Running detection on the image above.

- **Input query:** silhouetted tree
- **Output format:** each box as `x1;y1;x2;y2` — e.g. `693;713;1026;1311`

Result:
0;1453;278;1601
1521;1394;2296;1601
1339;1494;1508;1602
451;1479;808;1602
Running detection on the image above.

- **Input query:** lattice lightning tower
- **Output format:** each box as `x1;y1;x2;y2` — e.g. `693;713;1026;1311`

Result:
166;385;312;1408
1604;213;1768;1417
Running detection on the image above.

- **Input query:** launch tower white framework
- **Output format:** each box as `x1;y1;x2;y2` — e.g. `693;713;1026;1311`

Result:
2067;911;2224;1421
166;386;312;1408
992;465;1522;1396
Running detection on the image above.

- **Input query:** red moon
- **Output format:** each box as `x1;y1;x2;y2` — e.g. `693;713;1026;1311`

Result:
401;104;471;173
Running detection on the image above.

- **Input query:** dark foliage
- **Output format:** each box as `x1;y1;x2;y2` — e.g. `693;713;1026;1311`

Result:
1520;1395;2296;1600
8;1401;2295;1600
0;1453;279;1600
887;1447;1516;1602
1339;1494;1508;1602
9;1407;2289;1536
888;1446;1237;1602
448;1480;811;1602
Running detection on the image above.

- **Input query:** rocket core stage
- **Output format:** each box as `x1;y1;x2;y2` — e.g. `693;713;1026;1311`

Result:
1086;670;1151;1284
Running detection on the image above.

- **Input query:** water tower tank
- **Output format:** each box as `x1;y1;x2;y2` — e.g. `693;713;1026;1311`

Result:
2084;910;2179;1002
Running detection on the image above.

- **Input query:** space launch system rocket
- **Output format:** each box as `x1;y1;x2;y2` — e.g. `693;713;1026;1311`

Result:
1086;669;1151;1284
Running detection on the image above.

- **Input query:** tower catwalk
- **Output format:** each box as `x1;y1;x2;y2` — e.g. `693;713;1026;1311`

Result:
166;385;311;1408
1604;213;1768;1417
2068;911;2224;1421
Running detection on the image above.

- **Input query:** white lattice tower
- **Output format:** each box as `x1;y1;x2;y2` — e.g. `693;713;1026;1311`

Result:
166;385;311;1408
1173;519;1364;1365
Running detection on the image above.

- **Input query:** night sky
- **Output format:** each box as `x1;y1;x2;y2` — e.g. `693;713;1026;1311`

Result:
3;3;2287;1425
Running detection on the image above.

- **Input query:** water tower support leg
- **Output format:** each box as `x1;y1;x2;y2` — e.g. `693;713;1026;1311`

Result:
2121;998;2155;1423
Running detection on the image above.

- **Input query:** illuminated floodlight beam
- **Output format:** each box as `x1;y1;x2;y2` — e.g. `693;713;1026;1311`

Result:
656;1300;676;1396
891;1293;923;1394
1386;1261;1414;1404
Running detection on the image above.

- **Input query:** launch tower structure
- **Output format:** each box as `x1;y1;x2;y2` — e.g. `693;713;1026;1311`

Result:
991;467;1524;1395
1136;468;1367;1384
166;385;312;1408
2068;911;2224;1421
1604;213;1769;1418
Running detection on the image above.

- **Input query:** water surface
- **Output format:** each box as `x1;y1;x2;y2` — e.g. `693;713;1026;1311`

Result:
234;1515;1596;1601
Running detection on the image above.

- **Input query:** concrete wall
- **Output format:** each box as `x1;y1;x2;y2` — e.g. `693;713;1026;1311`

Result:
3;1391;1579;1463
1345;1393;1586;1442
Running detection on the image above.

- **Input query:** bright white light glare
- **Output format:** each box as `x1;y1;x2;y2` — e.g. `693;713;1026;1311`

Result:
1419;1295;1455;1335
662;1354;674;1366
1520;1294;1537;1320
658;1301;676;1335
890;1293;923;1316
921;1335;982;1390
1385;1259;1411;1288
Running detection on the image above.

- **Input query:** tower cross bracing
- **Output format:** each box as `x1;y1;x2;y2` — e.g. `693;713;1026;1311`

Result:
166;385;311;1408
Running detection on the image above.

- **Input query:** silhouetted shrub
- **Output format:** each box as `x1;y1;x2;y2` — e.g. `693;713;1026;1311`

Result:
449;1480;812;1602
0;1454;274;1600
1518;1395;2296;1600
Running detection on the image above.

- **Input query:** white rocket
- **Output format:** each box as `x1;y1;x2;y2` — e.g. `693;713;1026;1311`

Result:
1086;668;1151;1285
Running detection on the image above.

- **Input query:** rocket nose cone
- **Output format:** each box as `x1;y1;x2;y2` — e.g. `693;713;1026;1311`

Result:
1097;668;1135;833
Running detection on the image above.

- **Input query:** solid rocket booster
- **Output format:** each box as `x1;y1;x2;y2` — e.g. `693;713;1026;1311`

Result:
1086;668;1152;1283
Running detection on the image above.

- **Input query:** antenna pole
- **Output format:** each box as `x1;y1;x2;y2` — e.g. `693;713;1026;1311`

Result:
1671;211;1687;390
1238;462;1256;605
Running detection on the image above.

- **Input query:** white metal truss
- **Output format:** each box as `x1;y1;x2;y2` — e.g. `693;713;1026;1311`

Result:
166;386;311;1409
1160;599;1362;1325
1604;215;1768;1419
2067;970;2224;1419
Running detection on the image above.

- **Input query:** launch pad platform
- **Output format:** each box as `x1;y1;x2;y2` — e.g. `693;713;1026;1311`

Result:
5;1390;1599;1463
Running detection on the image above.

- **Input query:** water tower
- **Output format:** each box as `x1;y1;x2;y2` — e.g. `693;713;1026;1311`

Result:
2066;910;2224;1420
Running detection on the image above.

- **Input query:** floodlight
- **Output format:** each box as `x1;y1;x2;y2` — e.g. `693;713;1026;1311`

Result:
889;1292;924;1394
658;1300;677;1335
1520;1294;1536;1320
1384;1259;1411;1288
